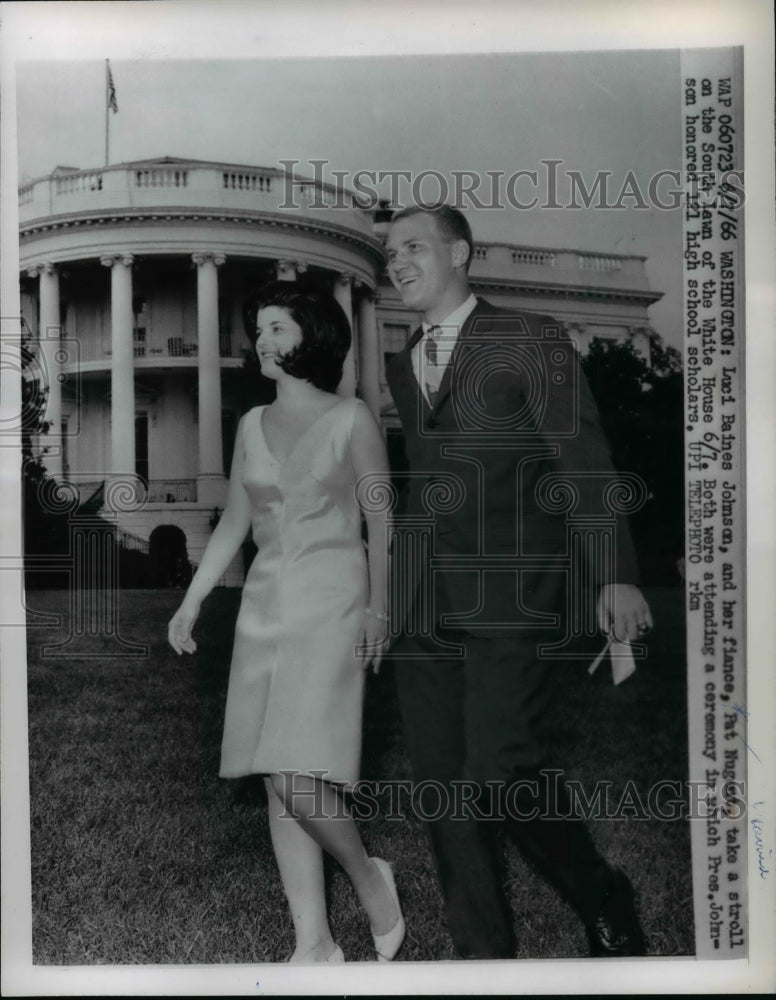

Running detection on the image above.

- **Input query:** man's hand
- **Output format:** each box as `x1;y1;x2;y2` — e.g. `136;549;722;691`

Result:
597;584;653;643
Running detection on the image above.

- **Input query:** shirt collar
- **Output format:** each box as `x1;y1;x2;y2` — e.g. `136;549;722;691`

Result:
422;294;477;336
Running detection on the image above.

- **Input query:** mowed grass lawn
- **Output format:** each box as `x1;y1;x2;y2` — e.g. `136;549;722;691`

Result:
25;586;694;964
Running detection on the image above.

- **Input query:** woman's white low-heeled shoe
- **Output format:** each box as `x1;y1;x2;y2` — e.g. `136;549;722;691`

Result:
369;858;406;962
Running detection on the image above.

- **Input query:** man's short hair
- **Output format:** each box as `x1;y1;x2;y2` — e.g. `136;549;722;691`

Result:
390;204;475;271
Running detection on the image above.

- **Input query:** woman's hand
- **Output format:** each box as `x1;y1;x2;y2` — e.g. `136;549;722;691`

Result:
358;609;389;674
168;599;200;655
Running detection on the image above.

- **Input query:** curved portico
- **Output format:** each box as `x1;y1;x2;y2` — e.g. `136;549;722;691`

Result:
19;159;386;513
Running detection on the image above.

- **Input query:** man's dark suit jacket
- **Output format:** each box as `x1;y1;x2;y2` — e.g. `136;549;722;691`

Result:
386;297;640;638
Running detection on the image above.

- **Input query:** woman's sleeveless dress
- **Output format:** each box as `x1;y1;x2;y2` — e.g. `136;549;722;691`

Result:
218;398;369;787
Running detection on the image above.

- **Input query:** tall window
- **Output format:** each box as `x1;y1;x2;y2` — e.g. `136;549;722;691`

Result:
135;412;149;485
133;297;147;357
386;427;409;515
222;410;237;475
219;297;232;358
61;418;69;477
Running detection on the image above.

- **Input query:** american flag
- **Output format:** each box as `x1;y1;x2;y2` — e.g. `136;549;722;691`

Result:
107;60;118;113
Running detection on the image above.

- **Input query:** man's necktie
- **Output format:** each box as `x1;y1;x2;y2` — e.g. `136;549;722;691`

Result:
424;325;441;406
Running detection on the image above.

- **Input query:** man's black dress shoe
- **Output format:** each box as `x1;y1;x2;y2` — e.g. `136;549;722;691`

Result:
585;870;647;957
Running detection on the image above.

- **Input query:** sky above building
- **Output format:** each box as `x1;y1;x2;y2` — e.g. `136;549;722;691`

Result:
15;45;682;344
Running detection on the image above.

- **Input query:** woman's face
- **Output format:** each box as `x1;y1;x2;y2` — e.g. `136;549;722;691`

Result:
255;306;304;379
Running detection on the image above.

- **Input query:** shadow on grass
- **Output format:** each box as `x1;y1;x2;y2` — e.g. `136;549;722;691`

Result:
25;586;693;964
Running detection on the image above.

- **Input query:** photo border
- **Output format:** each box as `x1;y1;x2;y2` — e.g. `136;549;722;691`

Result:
2;1;773;995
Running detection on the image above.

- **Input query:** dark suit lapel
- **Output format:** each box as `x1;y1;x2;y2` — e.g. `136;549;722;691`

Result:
389;328;420;393
429;299;490;415
402;324;432;408
388;326;431;427
406;323;425;354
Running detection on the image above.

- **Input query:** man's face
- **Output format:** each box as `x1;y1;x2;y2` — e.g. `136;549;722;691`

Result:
386;213;461;317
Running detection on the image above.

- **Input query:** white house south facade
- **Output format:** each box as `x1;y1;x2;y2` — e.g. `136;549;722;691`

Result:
19;157;662;585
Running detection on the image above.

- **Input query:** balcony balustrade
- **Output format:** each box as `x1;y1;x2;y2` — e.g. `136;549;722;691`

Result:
468;242;650;291
67;331;246;365
145;479;197;503
18;159;376;237
73;478;198;505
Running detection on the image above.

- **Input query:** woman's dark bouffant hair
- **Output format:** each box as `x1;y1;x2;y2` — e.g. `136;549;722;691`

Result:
242;280;351;393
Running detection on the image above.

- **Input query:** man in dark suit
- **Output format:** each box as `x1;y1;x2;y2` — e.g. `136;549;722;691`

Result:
385;204;653;959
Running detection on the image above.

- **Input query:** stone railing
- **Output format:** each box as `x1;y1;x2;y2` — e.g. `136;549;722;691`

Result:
578;254;623;272
146;479;197;503
134;166;189;188
116;526;150;554
161;337;198;358
72;478;197;506
68;332;245;365
222;169;273;193
512;248;557;267
18;160;376;236
55;170;105;195
469;242;649;289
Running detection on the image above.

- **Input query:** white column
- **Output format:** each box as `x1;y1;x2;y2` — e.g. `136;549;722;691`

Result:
192;252;226;505
357;289;381;419
334;273;356;397
100;254;135;477
276;259;308;282
30;263;63;478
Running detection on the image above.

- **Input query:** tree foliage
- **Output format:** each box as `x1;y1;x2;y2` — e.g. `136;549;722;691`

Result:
21;333;67;562
22;331;110;585
581;334;684;584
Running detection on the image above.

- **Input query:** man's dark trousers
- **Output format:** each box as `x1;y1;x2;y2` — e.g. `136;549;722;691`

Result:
393;620;613;960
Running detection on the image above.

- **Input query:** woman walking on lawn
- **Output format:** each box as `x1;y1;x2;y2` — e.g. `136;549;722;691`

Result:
168;281;403;964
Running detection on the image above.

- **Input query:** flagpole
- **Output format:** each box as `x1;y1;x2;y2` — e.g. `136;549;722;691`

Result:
105;60;110;167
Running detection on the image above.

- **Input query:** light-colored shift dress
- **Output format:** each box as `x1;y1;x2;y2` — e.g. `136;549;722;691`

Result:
218;398;369;787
